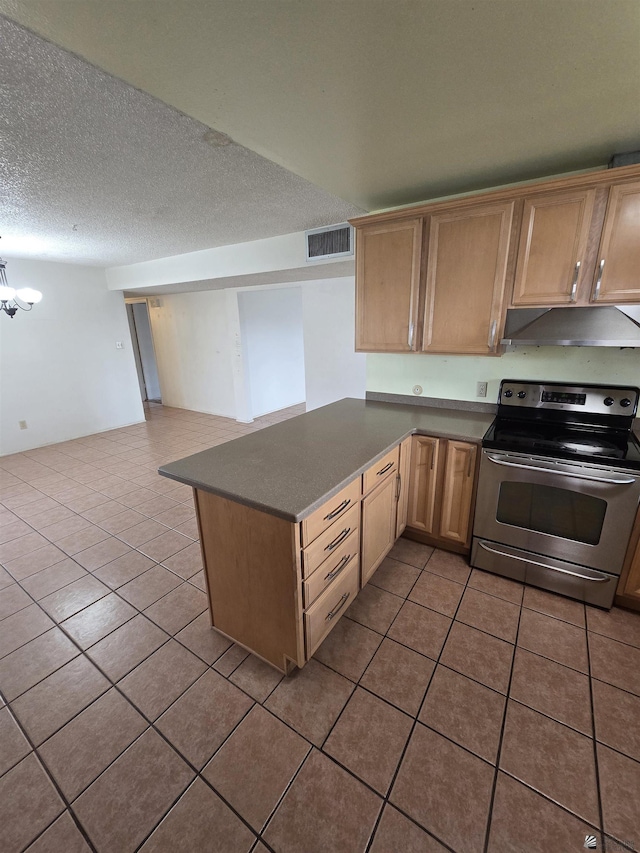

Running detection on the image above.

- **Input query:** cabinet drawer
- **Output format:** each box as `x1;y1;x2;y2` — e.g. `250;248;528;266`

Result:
303;528;359;608
363;446;399;495
301;478;361;546
301;503;360;579
305;556;359;658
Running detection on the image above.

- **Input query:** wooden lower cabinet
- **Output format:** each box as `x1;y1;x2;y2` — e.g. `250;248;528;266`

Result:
406;435;478;552
361;473;398;587
195;488;305;674
439;441;478;545
194;442;401;674
616;510;640;612
396;437;412;538
194;435;479;674
407;435;440;534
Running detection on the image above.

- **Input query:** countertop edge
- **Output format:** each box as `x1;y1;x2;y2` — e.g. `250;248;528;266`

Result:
160;420;487;523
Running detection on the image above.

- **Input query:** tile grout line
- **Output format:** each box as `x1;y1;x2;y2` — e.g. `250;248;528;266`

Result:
585;626;607;846
6;537;632;846
0;691;99;853
3;407;640;850
481;597;524;853
362;548;469;853
3;574;267;850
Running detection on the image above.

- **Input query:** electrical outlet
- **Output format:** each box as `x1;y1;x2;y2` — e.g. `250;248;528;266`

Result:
476;381;488;398
116;341;124;349
19;420;27;430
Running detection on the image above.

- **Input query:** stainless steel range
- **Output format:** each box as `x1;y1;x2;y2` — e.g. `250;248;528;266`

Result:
471;380;640;608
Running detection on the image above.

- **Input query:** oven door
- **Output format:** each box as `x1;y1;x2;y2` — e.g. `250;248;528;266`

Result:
473;449;640;573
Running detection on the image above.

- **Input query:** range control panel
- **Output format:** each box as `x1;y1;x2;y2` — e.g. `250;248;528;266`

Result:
498;380;639;417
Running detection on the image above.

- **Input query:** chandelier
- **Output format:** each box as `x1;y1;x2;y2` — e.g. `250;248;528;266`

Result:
0;259;42;318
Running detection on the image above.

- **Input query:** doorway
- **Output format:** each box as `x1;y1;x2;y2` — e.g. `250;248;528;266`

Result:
126;301;162;403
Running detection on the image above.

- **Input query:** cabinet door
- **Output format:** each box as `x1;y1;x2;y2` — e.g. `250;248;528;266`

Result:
620;536;640;604
591;180;640;304
407;436;440;534
511;189;596;306
355;219;423;352
422;201;514;354
361;474;398;586
439;441;477;546
615;511;640;611
395;437;412;538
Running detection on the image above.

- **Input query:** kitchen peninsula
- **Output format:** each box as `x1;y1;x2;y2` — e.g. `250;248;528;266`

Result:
159;398;493;673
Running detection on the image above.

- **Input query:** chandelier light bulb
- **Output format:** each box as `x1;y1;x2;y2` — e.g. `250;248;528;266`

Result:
0;285;16;301
16;288;43;304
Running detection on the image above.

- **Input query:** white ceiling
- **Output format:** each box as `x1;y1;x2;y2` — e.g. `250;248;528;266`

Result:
1;1;639;268
0;16;362;265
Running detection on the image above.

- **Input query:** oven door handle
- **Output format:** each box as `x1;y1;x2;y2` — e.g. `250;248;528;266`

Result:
477;541;611;583
485;453;636;486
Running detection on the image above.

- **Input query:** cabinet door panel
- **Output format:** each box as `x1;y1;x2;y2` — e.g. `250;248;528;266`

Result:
355;219;423;352
422;202;514;354
407;436;440;534
511;189;595;306
361;475;397;586
396;437;412;538
591;181;640;304
439;441;477;546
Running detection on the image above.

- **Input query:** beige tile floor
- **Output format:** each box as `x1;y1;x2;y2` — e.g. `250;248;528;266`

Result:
1;402;640;852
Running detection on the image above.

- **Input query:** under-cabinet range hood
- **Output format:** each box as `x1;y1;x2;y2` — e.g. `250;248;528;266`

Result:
501;306;640;347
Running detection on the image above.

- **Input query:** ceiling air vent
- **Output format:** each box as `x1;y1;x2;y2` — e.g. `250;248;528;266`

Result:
305;223;354;262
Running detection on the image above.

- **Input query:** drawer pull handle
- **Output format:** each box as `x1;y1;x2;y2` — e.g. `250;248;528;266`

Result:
325;527;351;551
324;499;350;521
326;592;350;622
377;461;394;476
324;553;353;581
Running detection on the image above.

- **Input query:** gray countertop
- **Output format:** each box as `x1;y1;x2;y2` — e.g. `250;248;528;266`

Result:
159;398;495;522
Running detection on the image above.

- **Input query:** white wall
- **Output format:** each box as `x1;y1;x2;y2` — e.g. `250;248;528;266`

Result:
302;277;367;410
147;290;237;417
0;258;144;456
367;346;640;404
238;287;306;417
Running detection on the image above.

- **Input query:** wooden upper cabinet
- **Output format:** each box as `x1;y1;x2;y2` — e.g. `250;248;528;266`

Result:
351;166;640;352
590;180;640;304
355;218;423;352
511;189;596;307
421;201;514;354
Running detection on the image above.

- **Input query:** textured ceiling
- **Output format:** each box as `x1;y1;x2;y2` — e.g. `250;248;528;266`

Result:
1;0;639;216
0;17;362;265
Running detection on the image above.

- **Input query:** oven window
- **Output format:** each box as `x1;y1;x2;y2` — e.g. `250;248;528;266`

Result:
496;483;606;545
